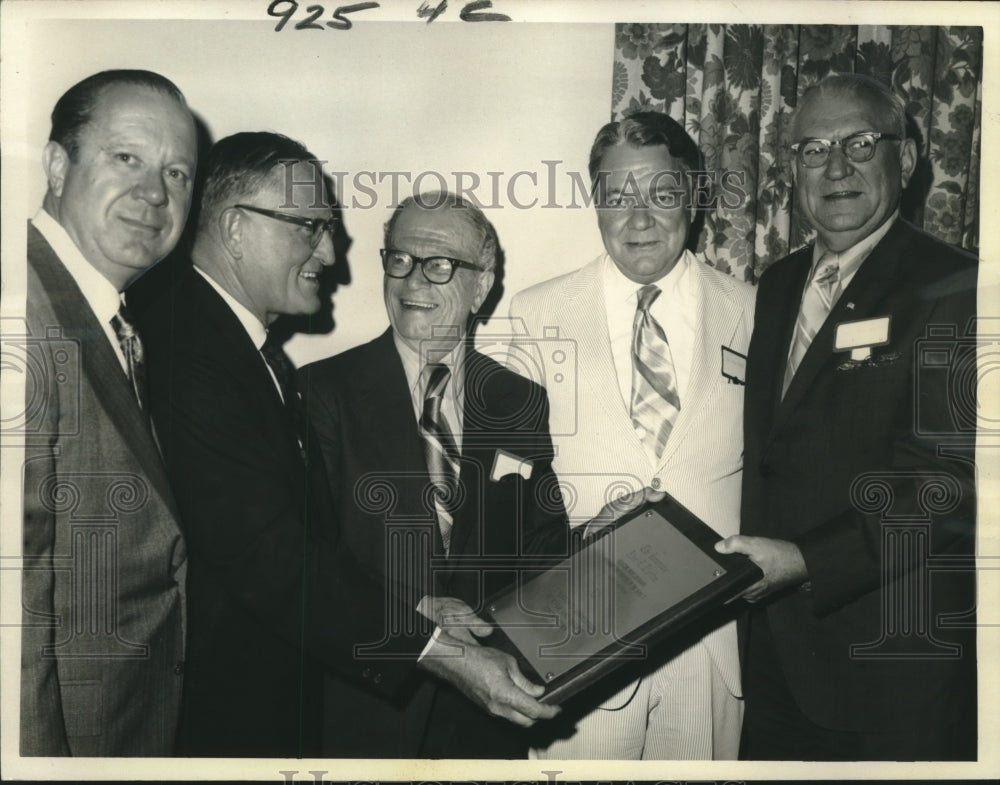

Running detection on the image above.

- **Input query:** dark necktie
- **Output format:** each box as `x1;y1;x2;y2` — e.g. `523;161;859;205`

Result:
110;301;146;410
260;333;307;457
420;363;461;554
629;284;681;460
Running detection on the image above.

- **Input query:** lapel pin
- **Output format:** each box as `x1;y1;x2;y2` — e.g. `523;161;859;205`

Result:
845;302;855;310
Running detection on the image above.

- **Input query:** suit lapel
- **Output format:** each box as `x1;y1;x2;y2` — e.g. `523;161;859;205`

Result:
448;349;493;562
354;331;443;555
762;249;812;429
659;261;742;465
188;274;306;481
358;331;431;489
28;226;178;517
559;260;642;447
770;222;907;439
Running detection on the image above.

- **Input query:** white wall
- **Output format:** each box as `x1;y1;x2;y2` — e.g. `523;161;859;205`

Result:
21;18;613;365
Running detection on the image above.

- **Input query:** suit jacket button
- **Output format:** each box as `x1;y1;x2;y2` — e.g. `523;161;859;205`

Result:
362;667;371;679
373;673;383;685
173;661;184;675
759;463;773;477
651;477;661;489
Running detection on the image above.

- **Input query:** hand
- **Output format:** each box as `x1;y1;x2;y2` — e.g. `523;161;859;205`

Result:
417;595;492;645
584;486;667;536
419;630;561;726
715;535;808;602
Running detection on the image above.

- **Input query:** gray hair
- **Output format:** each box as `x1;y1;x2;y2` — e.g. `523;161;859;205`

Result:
795;73;908;139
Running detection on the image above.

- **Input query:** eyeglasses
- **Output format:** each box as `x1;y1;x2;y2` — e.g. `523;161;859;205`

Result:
790;131;903;168
235;204;337;247
380;249;485;285
599;191;688;210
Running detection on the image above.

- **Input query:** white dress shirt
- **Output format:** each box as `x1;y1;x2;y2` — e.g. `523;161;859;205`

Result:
32;209;129;374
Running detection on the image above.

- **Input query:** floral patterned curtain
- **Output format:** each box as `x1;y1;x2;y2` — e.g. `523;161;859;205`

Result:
612;24;982;280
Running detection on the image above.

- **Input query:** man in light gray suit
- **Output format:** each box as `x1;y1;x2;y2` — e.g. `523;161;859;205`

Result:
19;69;197;755
509;112;755;758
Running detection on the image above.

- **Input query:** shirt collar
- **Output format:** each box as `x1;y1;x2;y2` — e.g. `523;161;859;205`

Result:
194;265;269;351
32;208;122;325
812;210;899;280
602;248;693;306
392;331;467;400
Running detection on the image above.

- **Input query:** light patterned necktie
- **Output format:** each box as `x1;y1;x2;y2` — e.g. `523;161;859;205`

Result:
783;257;841;397
630;284;681;460
110;301;146;411
420;363;461;553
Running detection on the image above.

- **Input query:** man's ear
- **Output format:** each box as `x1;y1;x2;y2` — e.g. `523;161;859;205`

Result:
219;207;243;259
899;137;918;188
472;270;496;313
42;141;70;199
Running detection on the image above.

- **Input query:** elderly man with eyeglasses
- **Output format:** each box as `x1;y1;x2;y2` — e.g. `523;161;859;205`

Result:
144;135;517;757
715;73;978;760
299;192;583;758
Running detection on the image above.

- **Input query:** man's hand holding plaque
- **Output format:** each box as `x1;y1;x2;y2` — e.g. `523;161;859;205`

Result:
416;596;560;727
483;492;763;704
584;486;667;536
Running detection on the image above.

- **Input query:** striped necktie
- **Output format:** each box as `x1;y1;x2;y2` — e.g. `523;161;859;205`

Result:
110;301;146;411
783;257;841;397
630;284;681;460
420;363;461;553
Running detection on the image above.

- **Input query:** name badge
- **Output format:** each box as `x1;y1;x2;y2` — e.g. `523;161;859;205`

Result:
721;346;747;385
834;316;891;361
491;449;533;482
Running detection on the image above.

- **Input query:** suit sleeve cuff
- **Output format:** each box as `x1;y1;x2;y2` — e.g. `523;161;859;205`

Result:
418;625;444;661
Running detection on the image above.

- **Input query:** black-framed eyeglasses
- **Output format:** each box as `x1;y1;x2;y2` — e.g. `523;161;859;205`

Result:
380;249;485;285
235;204;337;247
790;131;903;168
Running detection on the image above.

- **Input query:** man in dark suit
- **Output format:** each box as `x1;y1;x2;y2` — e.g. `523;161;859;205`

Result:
302;192;573;757
20;70;196;755
716;74;977;760
142;138;559;757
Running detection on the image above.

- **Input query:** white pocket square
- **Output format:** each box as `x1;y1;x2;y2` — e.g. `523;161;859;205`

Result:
490;449;533;482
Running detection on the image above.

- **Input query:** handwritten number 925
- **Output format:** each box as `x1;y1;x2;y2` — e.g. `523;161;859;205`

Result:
267;0;509;31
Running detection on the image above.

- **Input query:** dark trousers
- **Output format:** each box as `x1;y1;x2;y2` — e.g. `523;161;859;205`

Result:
741;611;975;761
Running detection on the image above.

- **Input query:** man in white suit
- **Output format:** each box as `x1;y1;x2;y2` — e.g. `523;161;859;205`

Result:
508;111;755;759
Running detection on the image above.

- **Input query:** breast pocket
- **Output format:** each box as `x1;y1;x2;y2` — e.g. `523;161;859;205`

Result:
831;353;909;447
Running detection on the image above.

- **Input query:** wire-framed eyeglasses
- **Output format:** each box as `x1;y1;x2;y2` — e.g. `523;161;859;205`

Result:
235;204;337;247
790;131;902;168
380;249;485;285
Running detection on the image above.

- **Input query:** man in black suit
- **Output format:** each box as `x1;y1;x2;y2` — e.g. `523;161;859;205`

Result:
143;136;558;757
20;69;195;756
302;192;574;757
716;74;977;760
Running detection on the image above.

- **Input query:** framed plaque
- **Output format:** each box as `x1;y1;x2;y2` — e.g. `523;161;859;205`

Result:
483;493;762;704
